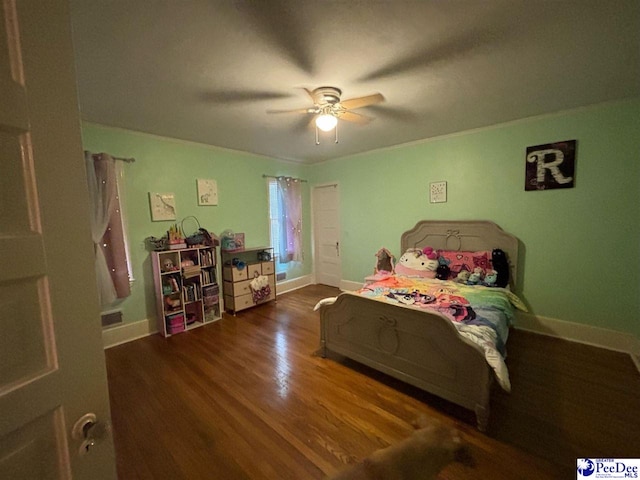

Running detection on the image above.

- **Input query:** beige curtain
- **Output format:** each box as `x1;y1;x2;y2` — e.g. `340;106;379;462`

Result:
85;152;130;305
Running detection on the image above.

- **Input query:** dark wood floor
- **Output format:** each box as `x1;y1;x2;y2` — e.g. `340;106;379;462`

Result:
105;285;640;479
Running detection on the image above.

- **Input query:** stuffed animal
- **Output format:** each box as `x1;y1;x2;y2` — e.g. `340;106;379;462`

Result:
466;267;484;285
395;247;438;278
435;264;450;281
492;249;510;288
454;270;470;283
483;269;498;287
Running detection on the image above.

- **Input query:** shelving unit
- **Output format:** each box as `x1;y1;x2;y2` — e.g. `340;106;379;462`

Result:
221;246;276;314
151;246;220;337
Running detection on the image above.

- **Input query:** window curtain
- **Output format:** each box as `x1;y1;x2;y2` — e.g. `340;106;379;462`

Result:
85;152;131;306
276;176;303;263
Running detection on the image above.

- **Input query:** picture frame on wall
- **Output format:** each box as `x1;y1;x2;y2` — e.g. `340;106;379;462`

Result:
197;179;218;205
525;140;576;191
429;181;447;203
149;192;177;221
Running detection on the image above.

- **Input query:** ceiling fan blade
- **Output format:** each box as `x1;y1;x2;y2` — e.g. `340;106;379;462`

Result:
340;93;385;110
357;26;506;82
266;107;315;114
200;90;293;104
302;87;315;102
233;0;314;75
292;115;316;133
338;111;374;125
365;104;418;122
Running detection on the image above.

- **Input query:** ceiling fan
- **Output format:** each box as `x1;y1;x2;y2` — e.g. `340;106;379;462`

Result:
267;87;385;144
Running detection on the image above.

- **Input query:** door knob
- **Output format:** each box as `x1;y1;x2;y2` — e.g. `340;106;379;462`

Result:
72;413;109;456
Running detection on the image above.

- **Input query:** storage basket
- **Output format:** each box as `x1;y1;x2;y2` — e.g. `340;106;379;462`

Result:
182;216;207;246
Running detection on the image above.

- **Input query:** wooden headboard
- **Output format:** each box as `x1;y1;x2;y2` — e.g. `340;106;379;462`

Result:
401;220;519;287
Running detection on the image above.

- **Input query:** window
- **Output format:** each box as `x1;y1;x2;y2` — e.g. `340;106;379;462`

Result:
267;176;303;264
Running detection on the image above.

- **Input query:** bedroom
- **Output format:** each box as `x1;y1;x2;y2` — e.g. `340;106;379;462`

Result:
1;1;639;478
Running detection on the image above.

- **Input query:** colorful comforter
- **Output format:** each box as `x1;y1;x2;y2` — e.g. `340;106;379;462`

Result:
354;275;527;392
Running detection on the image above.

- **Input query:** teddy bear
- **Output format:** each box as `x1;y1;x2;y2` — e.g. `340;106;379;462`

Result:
395;247;438;278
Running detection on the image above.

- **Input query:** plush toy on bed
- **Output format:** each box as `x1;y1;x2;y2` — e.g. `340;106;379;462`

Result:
454;270;470;283
466;267;484;285
492;248;510;288
483;269;498;287
395;246;438;278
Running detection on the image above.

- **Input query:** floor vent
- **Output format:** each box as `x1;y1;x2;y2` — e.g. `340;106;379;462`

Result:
276;272;286;282
101;310;123;328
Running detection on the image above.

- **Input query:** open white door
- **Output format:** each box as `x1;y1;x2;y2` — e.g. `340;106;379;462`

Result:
313;184;341;287
0;1;116;478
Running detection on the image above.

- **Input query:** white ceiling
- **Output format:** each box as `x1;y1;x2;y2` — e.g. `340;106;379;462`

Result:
69;1;640;165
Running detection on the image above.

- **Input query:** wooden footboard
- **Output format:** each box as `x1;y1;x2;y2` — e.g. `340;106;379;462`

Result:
320;293;493;430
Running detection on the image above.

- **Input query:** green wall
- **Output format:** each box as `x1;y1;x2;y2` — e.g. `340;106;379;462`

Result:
83;98;640;338
81;124;312;326
310;98;640;337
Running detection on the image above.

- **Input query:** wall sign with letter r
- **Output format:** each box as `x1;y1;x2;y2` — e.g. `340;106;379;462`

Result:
525;140;576;191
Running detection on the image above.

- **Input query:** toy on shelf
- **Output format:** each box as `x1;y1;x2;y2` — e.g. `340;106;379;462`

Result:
168;223;186;250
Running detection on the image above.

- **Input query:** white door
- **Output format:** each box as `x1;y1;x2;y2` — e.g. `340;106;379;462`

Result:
313;184;341;287
0;1;116;478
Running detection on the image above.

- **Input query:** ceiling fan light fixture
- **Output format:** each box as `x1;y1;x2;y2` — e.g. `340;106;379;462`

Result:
315;113;338;132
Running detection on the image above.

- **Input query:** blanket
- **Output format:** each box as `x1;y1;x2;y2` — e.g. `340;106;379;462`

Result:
316;276;527;392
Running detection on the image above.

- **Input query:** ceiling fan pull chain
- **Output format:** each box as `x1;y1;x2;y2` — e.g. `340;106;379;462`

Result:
315;125;320;145
334;121;339;144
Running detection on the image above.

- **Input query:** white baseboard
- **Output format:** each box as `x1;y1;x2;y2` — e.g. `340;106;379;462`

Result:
103;318;156;349
103;279;639;376
515;311;640;372
102;274;316;349
340;279;363;291
276;274;314;295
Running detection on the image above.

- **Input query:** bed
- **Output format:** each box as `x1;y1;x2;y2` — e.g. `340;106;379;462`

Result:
317;220;523;431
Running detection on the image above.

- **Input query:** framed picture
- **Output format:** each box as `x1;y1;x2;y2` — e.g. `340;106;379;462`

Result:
197;179;218;206
525;140;576;191
149;192;176;221
234;233;245;250
429;181;447;203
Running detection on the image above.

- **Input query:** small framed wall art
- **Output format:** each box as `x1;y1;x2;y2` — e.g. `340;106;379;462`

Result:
149;192;177;221
197;179;218;206
525;140;576;191
429;181;447;203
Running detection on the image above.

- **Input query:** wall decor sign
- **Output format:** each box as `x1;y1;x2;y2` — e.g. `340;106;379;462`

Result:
197;179;218;206
429;181;447;203
525;140;576;191
149;192;176;221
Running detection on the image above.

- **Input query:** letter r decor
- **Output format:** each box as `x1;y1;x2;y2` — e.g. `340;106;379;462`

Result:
525;139;576;191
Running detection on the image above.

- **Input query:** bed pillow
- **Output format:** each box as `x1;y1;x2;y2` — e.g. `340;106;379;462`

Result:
436;249;493;281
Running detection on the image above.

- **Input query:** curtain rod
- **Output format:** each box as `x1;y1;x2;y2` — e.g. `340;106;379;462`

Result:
262;174;307;183
89;151;136;163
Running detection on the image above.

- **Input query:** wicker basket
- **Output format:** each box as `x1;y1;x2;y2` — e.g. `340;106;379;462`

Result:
182;216;206;246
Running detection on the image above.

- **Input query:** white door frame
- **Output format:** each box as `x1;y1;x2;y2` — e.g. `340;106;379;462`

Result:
311;182;342;288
